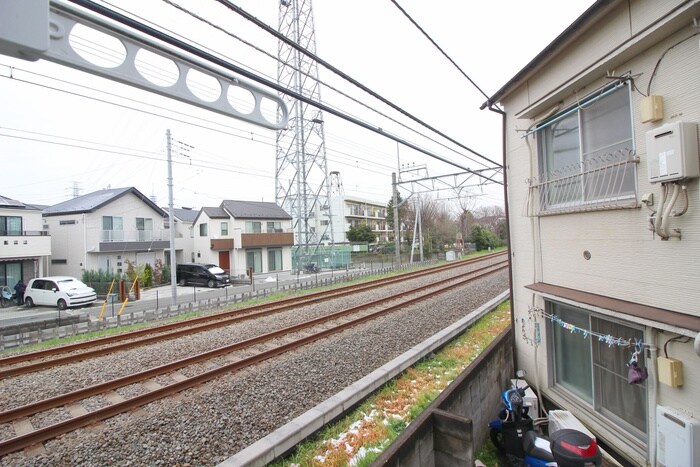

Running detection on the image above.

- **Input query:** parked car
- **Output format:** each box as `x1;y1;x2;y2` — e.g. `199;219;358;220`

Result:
24;276;97;310
176;263;231;288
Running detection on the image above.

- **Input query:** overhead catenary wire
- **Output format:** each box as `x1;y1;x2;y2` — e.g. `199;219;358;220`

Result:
154;0;489;175
64;0;502;184
0;64;397;174
210;0;502;171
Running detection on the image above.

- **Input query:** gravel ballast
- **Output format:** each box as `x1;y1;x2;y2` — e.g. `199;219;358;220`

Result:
0;260;507;466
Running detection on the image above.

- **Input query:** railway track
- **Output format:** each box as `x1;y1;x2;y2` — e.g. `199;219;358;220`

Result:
0;259;507;457
0;251;506;378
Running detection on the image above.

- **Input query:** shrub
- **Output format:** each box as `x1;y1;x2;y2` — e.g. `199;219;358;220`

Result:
143;263;153;288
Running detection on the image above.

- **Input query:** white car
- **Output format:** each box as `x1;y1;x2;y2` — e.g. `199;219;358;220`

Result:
24;276;97;310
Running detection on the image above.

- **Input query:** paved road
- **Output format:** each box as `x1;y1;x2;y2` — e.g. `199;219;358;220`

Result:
0;268;363;330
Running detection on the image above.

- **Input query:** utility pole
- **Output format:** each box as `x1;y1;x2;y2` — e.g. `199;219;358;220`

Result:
392;172;400;265
166;129;177;306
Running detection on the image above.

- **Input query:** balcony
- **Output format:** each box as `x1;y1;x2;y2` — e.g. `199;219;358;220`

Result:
1;231;51;259
241;231;294;248
99;229;172;252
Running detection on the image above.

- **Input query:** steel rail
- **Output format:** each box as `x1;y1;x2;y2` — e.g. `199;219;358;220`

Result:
0;263;507;456
0;252;506;373
0;260;508;421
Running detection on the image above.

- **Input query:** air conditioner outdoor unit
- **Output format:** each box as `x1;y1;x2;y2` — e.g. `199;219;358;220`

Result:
548;410;595;440
657;405;700;467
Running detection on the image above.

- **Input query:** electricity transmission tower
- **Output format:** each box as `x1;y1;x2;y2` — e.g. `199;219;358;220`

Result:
276;0;333;270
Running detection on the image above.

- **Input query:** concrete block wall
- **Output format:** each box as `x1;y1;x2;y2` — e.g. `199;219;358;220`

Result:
372;328;514;466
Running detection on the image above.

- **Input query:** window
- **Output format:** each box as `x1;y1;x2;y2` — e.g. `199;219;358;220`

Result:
0;216;22;236
266;221;281;233
221;222;228;236
535;83;636;213
102;216;123;241
245;221;262;233
51;259;68;264
268;248;282;271
0;262;22;287
136;217;153;241
199;223;208;237
246;249;262;273
548;300;647;438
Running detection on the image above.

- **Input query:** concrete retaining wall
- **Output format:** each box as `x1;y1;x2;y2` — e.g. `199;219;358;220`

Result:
372;328;514;467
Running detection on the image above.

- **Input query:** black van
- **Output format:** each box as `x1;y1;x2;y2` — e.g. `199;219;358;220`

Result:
176;263;231;288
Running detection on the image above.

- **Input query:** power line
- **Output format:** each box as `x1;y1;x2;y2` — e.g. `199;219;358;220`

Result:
210;0;503;171
389;0;500;111
155;0;489;173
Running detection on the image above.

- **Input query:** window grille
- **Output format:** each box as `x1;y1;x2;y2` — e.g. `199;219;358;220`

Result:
525;148;639;216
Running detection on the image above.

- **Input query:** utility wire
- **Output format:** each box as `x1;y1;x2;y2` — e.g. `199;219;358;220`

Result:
389;0;501;112
0;65;394;172
157;0;488;172
212;0;502;170
64;0;502;184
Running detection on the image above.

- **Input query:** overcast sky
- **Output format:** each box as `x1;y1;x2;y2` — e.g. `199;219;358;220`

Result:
0;0;595;211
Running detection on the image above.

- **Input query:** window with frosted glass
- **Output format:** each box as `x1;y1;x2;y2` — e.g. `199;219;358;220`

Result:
549;300;647;438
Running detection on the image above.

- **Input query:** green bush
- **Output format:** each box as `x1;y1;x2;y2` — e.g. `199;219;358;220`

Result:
81;269;121;295
143;263;153;288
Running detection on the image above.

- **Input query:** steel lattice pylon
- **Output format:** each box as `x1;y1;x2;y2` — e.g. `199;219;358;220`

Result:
276;0;333;271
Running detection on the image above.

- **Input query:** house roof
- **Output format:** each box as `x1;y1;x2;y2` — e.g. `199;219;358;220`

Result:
483;0;613;108
43;187;166;217
173;207;199;223
161;207;200;223
221;200;291;220
201;207;229;219
0;194;36;210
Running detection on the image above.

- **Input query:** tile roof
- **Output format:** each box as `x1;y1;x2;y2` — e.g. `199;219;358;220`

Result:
221;200;291;220
43;187;165;216
0;195;34;209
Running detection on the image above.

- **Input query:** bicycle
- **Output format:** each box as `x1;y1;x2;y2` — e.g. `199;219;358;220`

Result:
1;286;14;308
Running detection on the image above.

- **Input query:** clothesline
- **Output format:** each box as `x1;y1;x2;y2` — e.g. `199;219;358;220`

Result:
523;306;649;349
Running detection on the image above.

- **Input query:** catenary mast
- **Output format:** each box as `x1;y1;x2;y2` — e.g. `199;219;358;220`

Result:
276;0;333;271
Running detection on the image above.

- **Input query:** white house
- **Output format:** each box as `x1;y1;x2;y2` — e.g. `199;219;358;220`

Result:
0;195;51;286
487;1;700;465
167;206;198;264
43;187;169;278
191;200;293;277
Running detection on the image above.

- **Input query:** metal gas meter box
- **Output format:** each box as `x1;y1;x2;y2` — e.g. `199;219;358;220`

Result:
646;121;699;183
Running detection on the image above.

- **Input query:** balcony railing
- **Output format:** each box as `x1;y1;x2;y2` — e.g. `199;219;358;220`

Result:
0;230;49;236
101;229;181;242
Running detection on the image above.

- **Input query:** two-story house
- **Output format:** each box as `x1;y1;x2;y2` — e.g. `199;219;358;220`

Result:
43;187;169;278
192;200;293;277
487;1;700;465
0;195;51;286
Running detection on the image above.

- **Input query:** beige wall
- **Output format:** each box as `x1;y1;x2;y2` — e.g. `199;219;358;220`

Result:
501;1;700;464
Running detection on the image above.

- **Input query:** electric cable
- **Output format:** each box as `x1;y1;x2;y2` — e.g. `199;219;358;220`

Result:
211;0;502;170
0;66;396;173
389;0;499;111
663;335;691;358
151;0;496;175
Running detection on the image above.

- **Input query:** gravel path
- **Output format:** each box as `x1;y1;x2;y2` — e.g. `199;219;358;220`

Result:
0;261;507;466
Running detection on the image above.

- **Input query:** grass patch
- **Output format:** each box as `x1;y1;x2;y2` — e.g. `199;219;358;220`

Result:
270;302;511;466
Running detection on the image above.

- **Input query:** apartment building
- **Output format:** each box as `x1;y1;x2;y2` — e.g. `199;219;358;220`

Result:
488;1;700;464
